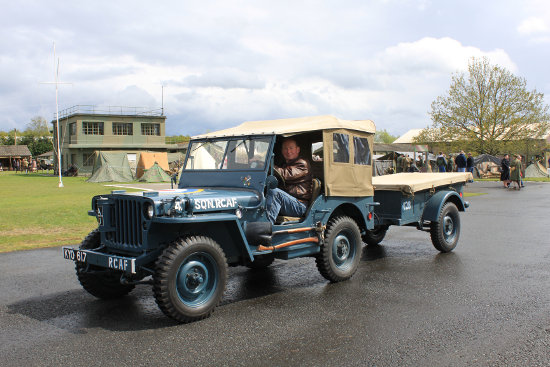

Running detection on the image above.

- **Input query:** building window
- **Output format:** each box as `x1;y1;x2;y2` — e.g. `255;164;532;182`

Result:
83;153;95;166
82;122;104;135
112;122;133;135
141;123;160;136
69;122;77;135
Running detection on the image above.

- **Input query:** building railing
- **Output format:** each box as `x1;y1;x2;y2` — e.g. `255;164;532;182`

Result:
55;105;164;119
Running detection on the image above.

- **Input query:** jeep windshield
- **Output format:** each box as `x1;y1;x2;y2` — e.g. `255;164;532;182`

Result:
184;136;272;170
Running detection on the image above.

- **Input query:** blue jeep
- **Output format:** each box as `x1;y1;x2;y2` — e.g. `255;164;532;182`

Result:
63;115;470;323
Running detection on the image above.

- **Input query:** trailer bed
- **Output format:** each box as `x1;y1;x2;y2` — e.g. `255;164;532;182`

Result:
372;172;472;195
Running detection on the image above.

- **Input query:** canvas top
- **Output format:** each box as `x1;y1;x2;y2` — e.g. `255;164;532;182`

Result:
193;115;376;139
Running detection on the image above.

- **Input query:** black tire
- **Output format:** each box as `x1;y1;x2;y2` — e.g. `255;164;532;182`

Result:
153;236;227;323
316;216;362;282
76;230;135;299
430;202;460;252
362;225;389;246
245;254;275;269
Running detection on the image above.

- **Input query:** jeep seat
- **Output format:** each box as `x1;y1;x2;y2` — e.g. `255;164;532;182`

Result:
276;178;322;223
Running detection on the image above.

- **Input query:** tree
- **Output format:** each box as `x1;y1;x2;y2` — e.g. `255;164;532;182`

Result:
25;116;51;137
416;57;550;155
374;129;398;144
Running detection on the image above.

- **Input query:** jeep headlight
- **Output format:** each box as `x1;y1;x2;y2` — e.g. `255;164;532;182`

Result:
144;203;154;219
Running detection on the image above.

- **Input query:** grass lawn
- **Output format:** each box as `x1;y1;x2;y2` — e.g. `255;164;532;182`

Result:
0;171;140;253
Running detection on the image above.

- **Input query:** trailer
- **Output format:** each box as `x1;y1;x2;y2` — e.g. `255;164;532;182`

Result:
365;172;471;252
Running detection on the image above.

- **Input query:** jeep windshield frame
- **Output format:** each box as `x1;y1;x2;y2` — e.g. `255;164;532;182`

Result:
178;135;276;191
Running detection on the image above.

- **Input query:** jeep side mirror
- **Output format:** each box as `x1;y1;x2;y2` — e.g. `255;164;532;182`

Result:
266;175;278;190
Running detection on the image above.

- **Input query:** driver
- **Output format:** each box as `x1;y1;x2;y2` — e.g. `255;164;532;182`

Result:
266;137;312;223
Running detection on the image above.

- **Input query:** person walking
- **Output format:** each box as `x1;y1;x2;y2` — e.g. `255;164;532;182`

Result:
500;154;510;188
455;151;467;172
466;153;474;174
436;152;447;172
22;158;29;174
509;155;522;190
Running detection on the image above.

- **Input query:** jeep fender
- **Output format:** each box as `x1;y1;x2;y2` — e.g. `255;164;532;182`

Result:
422;191;466;222
152;215;254;263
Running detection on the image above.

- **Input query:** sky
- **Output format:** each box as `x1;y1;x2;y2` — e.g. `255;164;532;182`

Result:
1;0;550;137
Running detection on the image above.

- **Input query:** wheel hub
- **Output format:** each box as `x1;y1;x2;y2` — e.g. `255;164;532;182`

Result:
443;216;454;236
334;234;350;261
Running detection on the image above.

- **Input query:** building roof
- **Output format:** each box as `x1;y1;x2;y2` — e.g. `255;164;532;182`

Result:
0;145;32;157
374;143;428;152
392;129;424;144
193;115;376;139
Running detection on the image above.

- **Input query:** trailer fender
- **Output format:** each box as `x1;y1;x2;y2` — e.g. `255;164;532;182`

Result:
422;191;466;223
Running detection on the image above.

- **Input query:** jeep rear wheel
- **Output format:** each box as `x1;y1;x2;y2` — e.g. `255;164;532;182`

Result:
316;216;362;282
153;236;227;323
430;202;460;252
362;225;389;246
76;230;135;299
245;253;275;269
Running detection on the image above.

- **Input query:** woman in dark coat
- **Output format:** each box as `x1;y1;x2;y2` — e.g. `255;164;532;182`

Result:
500;154;510;188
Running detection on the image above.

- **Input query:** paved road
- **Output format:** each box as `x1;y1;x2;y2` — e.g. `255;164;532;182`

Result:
1;181;549;366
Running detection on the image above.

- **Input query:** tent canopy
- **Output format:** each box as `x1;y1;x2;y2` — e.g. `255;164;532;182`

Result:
524;162;549;178
137;152;169;178
87;151;134;182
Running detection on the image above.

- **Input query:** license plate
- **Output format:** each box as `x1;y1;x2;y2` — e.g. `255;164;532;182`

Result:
63;247;88;263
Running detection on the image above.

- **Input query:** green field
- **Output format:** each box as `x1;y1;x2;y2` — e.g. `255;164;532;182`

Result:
0;171;140;253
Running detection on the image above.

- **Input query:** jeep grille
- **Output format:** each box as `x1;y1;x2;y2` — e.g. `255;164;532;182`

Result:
105;197;144;248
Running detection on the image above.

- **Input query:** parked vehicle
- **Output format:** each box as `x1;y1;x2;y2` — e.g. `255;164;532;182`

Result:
63;115;471;323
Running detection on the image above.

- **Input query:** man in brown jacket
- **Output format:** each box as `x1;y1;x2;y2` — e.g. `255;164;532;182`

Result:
266;138;312;223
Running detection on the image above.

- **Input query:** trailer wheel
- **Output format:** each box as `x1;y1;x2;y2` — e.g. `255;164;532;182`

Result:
76;229;135;299
430;202;460;252
362;225;389;246
316;216;362;282
246;253;275;269
153;236;227;323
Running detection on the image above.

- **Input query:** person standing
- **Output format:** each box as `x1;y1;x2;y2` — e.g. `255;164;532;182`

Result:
446;154;454;172
500;154;510;188
466;153;474;174
509;155;522;190
455;151;467;172
22;158;29;174
436;152;447;172
396;154;403;173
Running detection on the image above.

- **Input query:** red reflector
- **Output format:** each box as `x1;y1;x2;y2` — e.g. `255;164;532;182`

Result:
368;212;373;220
459;192;463;197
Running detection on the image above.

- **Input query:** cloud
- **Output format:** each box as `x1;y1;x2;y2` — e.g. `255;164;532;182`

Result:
517;17;549;35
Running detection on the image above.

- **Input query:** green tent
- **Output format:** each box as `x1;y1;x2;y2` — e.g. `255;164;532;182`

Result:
524;162;549;178
139;162;171;182
87;151;134;182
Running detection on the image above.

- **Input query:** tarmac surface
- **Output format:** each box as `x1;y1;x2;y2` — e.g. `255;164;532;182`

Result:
1;180;549;366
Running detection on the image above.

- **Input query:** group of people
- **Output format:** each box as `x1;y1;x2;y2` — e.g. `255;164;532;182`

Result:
500;154;524;190
435;151;474;174
8;158;37;173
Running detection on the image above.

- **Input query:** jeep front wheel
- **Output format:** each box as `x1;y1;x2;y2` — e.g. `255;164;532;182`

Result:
316;216;362;282
153;236;227;323
76;229;135;299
